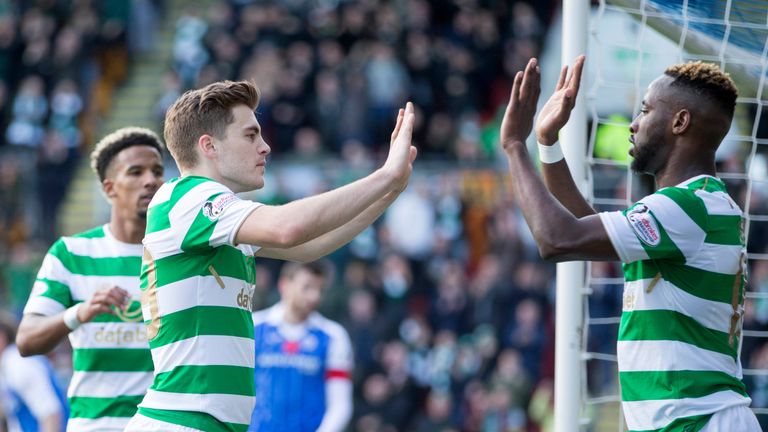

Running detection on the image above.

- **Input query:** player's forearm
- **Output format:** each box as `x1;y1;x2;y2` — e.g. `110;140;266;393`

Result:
317;379;353;432
239;169;398;248
16;314;71;356
259;192;398;262
504;142;582;259
541;158;596;217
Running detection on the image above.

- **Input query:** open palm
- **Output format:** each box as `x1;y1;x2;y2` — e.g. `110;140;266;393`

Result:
535;55;585;146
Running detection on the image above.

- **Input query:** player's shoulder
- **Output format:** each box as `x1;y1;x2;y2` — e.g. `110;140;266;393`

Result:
252;303;281;327
154;176;228;207
70;225;107;240
46;225;106;256
646;175;739;219
307;312;350;339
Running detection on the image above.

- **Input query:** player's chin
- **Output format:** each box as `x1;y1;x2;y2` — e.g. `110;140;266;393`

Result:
251;176;265;190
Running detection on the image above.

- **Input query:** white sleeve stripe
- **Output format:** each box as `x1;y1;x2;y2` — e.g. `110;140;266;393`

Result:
314;317;353;372
219;201;262;247
23;296;66;316
318;379;353;432
640;194;705;258
36;253;72;285
599;211;646;263
225;201;262;247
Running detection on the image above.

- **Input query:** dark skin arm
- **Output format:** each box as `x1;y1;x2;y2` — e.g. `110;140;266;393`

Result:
500;57;619;262
535;55;596;218
16;286;128;356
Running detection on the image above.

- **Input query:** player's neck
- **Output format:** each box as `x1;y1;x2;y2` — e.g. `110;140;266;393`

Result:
109;214;146;244
181;165;241;193
655;158;716;189
283;307;308;324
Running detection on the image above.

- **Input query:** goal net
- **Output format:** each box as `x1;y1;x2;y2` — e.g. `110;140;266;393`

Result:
555;0;768;429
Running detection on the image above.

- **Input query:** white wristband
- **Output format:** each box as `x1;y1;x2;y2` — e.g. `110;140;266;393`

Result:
537;140;564;164
63;304;82;331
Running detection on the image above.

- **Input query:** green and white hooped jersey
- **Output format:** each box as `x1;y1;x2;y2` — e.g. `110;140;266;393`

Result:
138;176;261;432
24;224;152;432
599;175;751;432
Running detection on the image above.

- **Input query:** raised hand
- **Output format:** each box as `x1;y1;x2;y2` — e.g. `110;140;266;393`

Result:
535;55;585;146
76;285;130;323
501;58;541;151
382;102;418;191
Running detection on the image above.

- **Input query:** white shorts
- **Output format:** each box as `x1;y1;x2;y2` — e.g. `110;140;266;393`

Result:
700;405;761;432
123;414;203;432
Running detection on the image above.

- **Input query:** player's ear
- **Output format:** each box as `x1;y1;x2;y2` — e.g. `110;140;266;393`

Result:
103;178;116;200
277;277;288;296
198;135;217;159
671;109;691;135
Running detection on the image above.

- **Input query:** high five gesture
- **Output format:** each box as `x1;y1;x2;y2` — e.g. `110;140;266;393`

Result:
536;55;585;146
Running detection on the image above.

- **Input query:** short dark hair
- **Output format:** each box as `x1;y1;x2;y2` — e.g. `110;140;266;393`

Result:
664;61;738;116
90;127;165;182
164;80;260;169
280;261;328;280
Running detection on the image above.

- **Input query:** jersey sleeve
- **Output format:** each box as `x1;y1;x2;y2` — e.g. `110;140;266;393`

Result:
599;188;707;264
171;181;262;253
23;240;74;316
325;323;353;379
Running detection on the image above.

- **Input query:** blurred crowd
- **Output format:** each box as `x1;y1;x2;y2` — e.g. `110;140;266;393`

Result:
155;0;552;158
2;0;768;431
0;0;160;248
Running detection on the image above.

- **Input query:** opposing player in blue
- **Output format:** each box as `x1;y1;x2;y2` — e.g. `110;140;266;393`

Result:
249;261;352;432
0;314;68;432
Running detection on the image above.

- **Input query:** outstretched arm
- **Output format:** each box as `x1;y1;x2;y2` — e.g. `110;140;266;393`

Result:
236;105;417;249
535;55;596;218
256;190;397;262
501;58;618;262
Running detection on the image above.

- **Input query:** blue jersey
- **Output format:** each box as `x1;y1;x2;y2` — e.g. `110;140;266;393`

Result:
249;304;352;432
0;345;68;432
